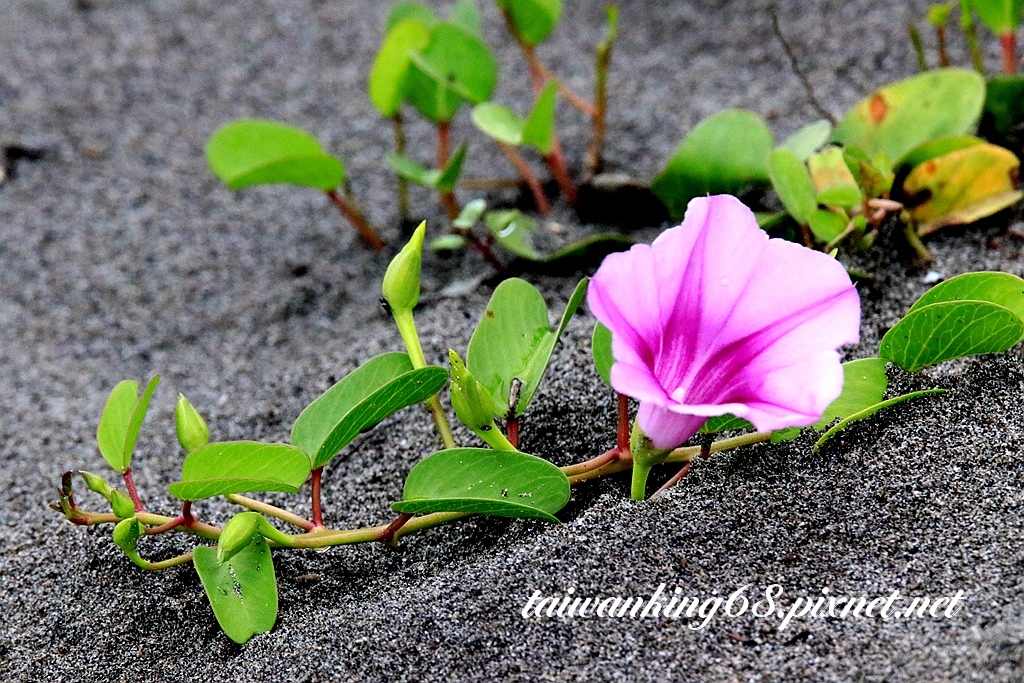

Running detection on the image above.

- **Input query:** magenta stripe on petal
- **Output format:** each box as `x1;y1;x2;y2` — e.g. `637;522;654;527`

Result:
588;195;861;450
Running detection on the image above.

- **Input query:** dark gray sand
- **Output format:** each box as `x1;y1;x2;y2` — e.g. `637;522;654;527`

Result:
3;0;1024;680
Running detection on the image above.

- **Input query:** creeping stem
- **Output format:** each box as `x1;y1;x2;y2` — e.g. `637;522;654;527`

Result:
325;189;386;251
63;433;776;556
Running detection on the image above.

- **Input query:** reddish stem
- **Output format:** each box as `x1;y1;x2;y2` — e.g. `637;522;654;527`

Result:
616;393;630;453
380;513;413;545
311;466;324;529
651;461;692;499
146;515;185;535
325;189;386;251
181;500;194;527
497;141;550;215
544;140;578;206
437;122;460;220
456;229;505;274
123;468;144;513
1002;33;1017;75
936;26;949;67
507;416;520;449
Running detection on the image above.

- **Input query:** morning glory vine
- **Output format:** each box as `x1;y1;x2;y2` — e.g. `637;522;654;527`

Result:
52;194;1024;643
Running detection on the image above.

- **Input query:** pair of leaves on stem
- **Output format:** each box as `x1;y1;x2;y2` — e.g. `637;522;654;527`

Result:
653;69;1021;240
166;354;445;501
591;272;1024;448
370;1;496;124
394;278;587;522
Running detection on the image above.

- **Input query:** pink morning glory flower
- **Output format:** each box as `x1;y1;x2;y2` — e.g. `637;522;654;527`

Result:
588;194;861;451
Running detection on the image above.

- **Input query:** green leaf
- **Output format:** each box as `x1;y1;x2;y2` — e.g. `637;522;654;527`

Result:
369;18;432;118
385;1;437;33
290;352;449;468
450;0;482;36
983;75;1024;138
405;22;498;123
467;278;586;418
392;448;570;522
97;376;160;474
453;198;487;229
497;0;562;44
814;389;947;450
768;149;817;225
436;143;468;191
472;103;526;145
700;414;754;434
808;209;848;243
430;234;468;252
880;301;1024;372
778;120;833;161
899;135;984;170
808;146;863;208
843;147;895;198
831;69;986;165
813;358;889;429
903;143;1023;236
908;271;1024;321
386;144;467;191
206;120;344;190
591;322;613;386
651;110;774;221
194;536;277;644
521;81;558;155
969;0;1023;34
168;442;311;501
485;209;542;260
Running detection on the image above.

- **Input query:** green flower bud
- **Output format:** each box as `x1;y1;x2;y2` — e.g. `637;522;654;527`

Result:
218;512;294;563
218;512;262;563
175;393;210;452
112;517;142;555
381;221;426;316
110;490;137;519
449;350;516;451
78;470;113;500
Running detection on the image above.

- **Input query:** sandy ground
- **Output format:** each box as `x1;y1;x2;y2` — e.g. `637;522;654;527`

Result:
2;0;1024;680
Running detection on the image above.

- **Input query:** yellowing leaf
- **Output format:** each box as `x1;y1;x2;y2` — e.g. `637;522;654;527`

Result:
808;146;862;208
903;143;1023;236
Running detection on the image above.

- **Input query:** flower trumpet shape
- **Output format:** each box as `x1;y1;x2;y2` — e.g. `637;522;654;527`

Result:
588;195;861;469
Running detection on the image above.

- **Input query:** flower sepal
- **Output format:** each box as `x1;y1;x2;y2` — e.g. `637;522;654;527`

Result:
629;421;672;500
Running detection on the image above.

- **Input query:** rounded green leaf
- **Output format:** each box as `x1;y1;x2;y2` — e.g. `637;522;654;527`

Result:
778;120;833;161
497;0;562;44
449;0;482;36
472;103;527;146
405;22;498;123
831;69;985;165
651;110;774;221
369;19;431;117
899;135;984;170
393;448;570;522
812;358;889;429
807;209;848;243
909;271;1024;321
467;278;586;418
290;352;449;468
97;376;160;474
969;0;1023;34
385;1;437;33
168;442;311;501
194;535;277;644
700;414;754;434
768;149;817;225
983;75;1024;137
880;300;1024;372
206;120;344;191
591;321;613;386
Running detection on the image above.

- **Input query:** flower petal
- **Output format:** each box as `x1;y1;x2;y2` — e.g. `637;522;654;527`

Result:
636;402;707;450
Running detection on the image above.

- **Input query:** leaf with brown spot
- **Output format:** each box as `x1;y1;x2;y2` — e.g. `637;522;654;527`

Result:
903;143;1023;236
832;69;985;164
